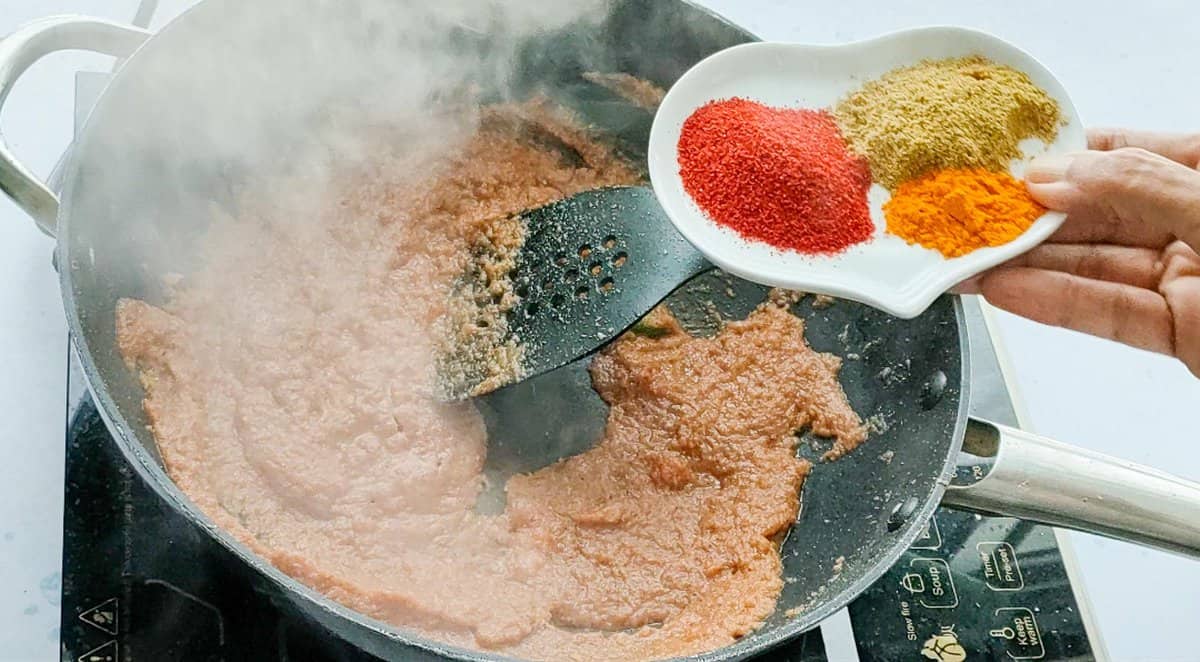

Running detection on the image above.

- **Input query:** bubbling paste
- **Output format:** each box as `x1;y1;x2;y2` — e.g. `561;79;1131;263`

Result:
115;98;865;661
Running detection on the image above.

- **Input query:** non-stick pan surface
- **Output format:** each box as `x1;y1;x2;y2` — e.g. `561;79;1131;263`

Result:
54;0;966;659
480;274;967;660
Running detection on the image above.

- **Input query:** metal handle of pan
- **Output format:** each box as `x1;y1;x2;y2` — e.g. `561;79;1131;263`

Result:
943;418;1200;559
0;16;151;236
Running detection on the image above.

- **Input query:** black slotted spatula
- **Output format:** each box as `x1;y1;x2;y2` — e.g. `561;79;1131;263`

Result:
447;185;712;398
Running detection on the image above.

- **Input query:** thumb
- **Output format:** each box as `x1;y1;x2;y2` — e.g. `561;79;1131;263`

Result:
1026;148;1200;251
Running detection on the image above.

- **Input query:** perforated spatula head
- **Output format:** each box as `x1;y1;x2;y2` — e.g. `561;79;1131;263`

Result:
441;186;711;399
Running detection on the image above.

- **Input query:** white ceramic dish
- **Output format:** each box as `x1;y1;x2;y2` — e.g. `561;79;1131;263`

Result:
647;26;1086;319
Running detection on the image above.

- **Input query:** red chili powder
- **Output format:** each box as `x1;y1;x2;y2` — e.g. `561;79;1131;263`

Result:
677;98;874;254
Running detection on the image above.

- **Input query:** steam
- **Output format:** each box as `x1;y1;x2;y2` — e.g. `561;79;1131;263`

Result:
95;0;626;637
86;1;807;657
81;0;610;297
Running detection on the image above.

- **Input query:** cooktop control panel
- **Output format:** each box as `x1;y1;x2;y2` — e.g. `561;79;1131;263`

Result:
847;509;1095;661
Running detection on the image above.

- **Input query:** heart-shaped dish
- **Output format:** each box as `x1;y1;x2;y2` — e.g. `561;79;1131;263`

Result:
648;26;1086;318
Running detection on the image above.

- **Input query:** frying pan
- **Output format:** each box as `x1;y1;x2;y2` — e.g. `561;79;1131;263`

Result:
3;1;1200;660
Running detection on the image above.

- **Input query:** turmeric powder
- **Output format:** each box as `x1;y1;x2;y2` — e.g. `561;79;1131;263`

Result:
883;168;1045;258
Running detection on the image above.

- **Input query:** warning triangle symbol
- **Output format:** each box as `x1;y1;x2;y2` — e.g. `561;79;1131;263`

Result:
79;597;118;636
77;639;117;662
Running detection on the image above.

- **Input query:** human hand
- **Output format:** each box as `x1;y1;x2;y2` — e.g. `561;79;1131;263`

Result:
958;129;1200;376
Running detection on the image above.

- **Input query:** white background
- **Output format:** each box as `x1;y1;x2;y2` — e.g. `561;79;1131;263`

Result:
1;1;1198;660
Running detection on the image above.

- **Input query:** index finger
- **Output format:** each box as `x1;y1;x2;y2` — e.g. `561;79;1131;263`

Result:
1087;128;1200;168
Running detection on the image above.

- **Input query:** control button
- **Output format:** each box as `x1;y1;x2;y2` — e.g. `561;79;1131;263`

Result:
990;607;1044;660
900;557;958;609
78;640;117;662
911;517;942;550
135;579;225;648
900;573;925;594
79;597;118;636
921;626;967;662
978;541;1024;591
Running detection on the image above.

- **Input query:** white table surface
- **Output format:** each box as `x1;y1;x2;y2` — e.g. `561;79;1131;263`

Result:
2;1;1198;660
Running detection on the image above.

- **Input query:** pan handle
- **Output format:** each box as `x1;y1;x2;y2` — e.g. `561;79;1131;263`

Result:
943;418;1200;559
0;16;151;236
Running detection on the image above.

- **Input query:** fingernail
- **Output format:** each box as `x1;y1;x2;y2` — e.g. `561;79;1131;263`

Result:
1025;154;1076;183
